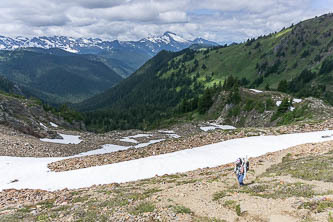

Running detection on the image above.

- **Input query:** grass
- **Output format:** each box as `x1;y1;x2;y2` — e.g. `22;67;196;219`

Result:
329;212;333;222
235;204;242;216
223;200;237;209
264;151;333;182
227;182;315;199
36;214;49;222
170;205;192;214
299;200;333;213
37;199;55;209
129;202;155;215
212;191;228;201
176;179;199;185
72;195;89;203
74;209;108;222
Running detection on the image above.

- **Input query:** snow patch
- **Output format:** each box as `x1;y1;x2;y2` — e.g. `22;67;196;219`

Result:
50;122;58;128
120;134;152;143
293;98;302;103
159;130;175;134
201;123;236;132
131;134;152;138
167;134;181;139
1;130;333;191
120;137;138;143
74;144;129;157
39;123;47;129
249;89;263;93
40;134;82;144
168;33;188;43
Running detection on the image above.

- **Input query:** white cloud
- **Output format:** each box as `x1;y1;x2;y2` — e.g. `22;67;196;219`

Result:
0;0;331;43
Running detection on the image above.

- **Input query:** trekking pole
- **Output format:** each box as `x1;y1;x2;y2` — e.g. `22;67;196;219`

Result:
244;156;248;180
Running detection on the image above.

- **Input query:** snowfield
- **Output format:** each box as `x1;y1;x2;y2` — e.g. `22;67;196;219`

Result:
1;130;333;191
200;123;236;131
249;89;263;93
40;134;82;145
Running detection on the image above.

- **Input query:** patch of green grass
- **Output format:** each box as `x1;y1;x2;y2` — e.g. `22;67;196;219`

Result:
235;182;314;199
223;200;237;209
129;202;155;215
212;191;228;201
329;212;333;222
37;199;55;209
274;27;292;38
17;206;32;213
36;214;49;222
70;191;80;196
143;188;162;196
170;205;192;214
264;152;333;182
282;153;292;163
176;179;199;185
52;205;71;212
207;176;220;183
72;195;89;203
235;204;242;216
299;200;333;213
74;209;108;222
96;189;112;195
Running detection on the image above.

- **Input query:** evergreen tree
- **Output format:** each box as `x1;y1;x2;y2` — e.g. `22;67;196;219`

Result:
277;80;288;92
277;97;290;114
198;88;213;114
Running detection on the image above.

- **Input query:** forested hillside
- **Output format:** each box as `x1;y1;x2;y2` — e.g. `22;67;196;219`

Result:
77;13;333;131
0;48;123;104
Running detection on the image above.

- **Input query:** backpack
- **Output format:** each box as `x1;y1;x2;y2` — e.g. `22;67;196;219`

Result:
238;158;249;174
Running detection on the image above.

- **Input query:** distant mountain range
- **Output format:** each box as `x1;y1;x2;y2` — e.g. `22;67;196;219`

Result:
0;32;219;77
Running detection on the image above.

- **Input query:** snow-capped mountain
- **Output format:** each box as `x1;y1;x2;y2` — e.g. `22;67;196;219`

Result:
0;32;218;55
0;32;218;78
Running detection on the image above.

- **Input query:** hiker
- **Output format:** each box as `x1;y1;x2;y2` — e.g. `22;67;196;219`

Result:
234;157;249;186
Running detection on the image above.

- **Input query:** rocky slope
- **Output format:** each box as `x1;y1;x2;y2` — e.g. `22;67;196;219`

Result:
1;120;333;221
0;93;84;140
212;89;333;128
48;118;333;172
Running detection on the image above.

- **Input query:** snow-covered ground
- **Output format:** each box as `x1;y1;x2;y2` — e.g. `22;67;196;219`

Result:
249;89;263;93
50;122;58;128
293;98;302;103
120;134;152;143
200;123;236;132
1;130;333;191
73;144;129;157
40;134;82;145
120;137;138;143
39;123;47;129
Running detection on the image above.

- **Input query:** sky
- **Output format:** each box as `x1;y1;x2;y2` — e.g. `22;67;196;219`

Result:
0;0;332;43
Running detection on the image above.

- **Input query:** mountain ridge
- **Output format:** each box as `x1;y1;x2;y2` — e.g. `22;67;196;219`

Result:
76;13;333;131
0;32;218;55
0;32;219;78
0;48;123;104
